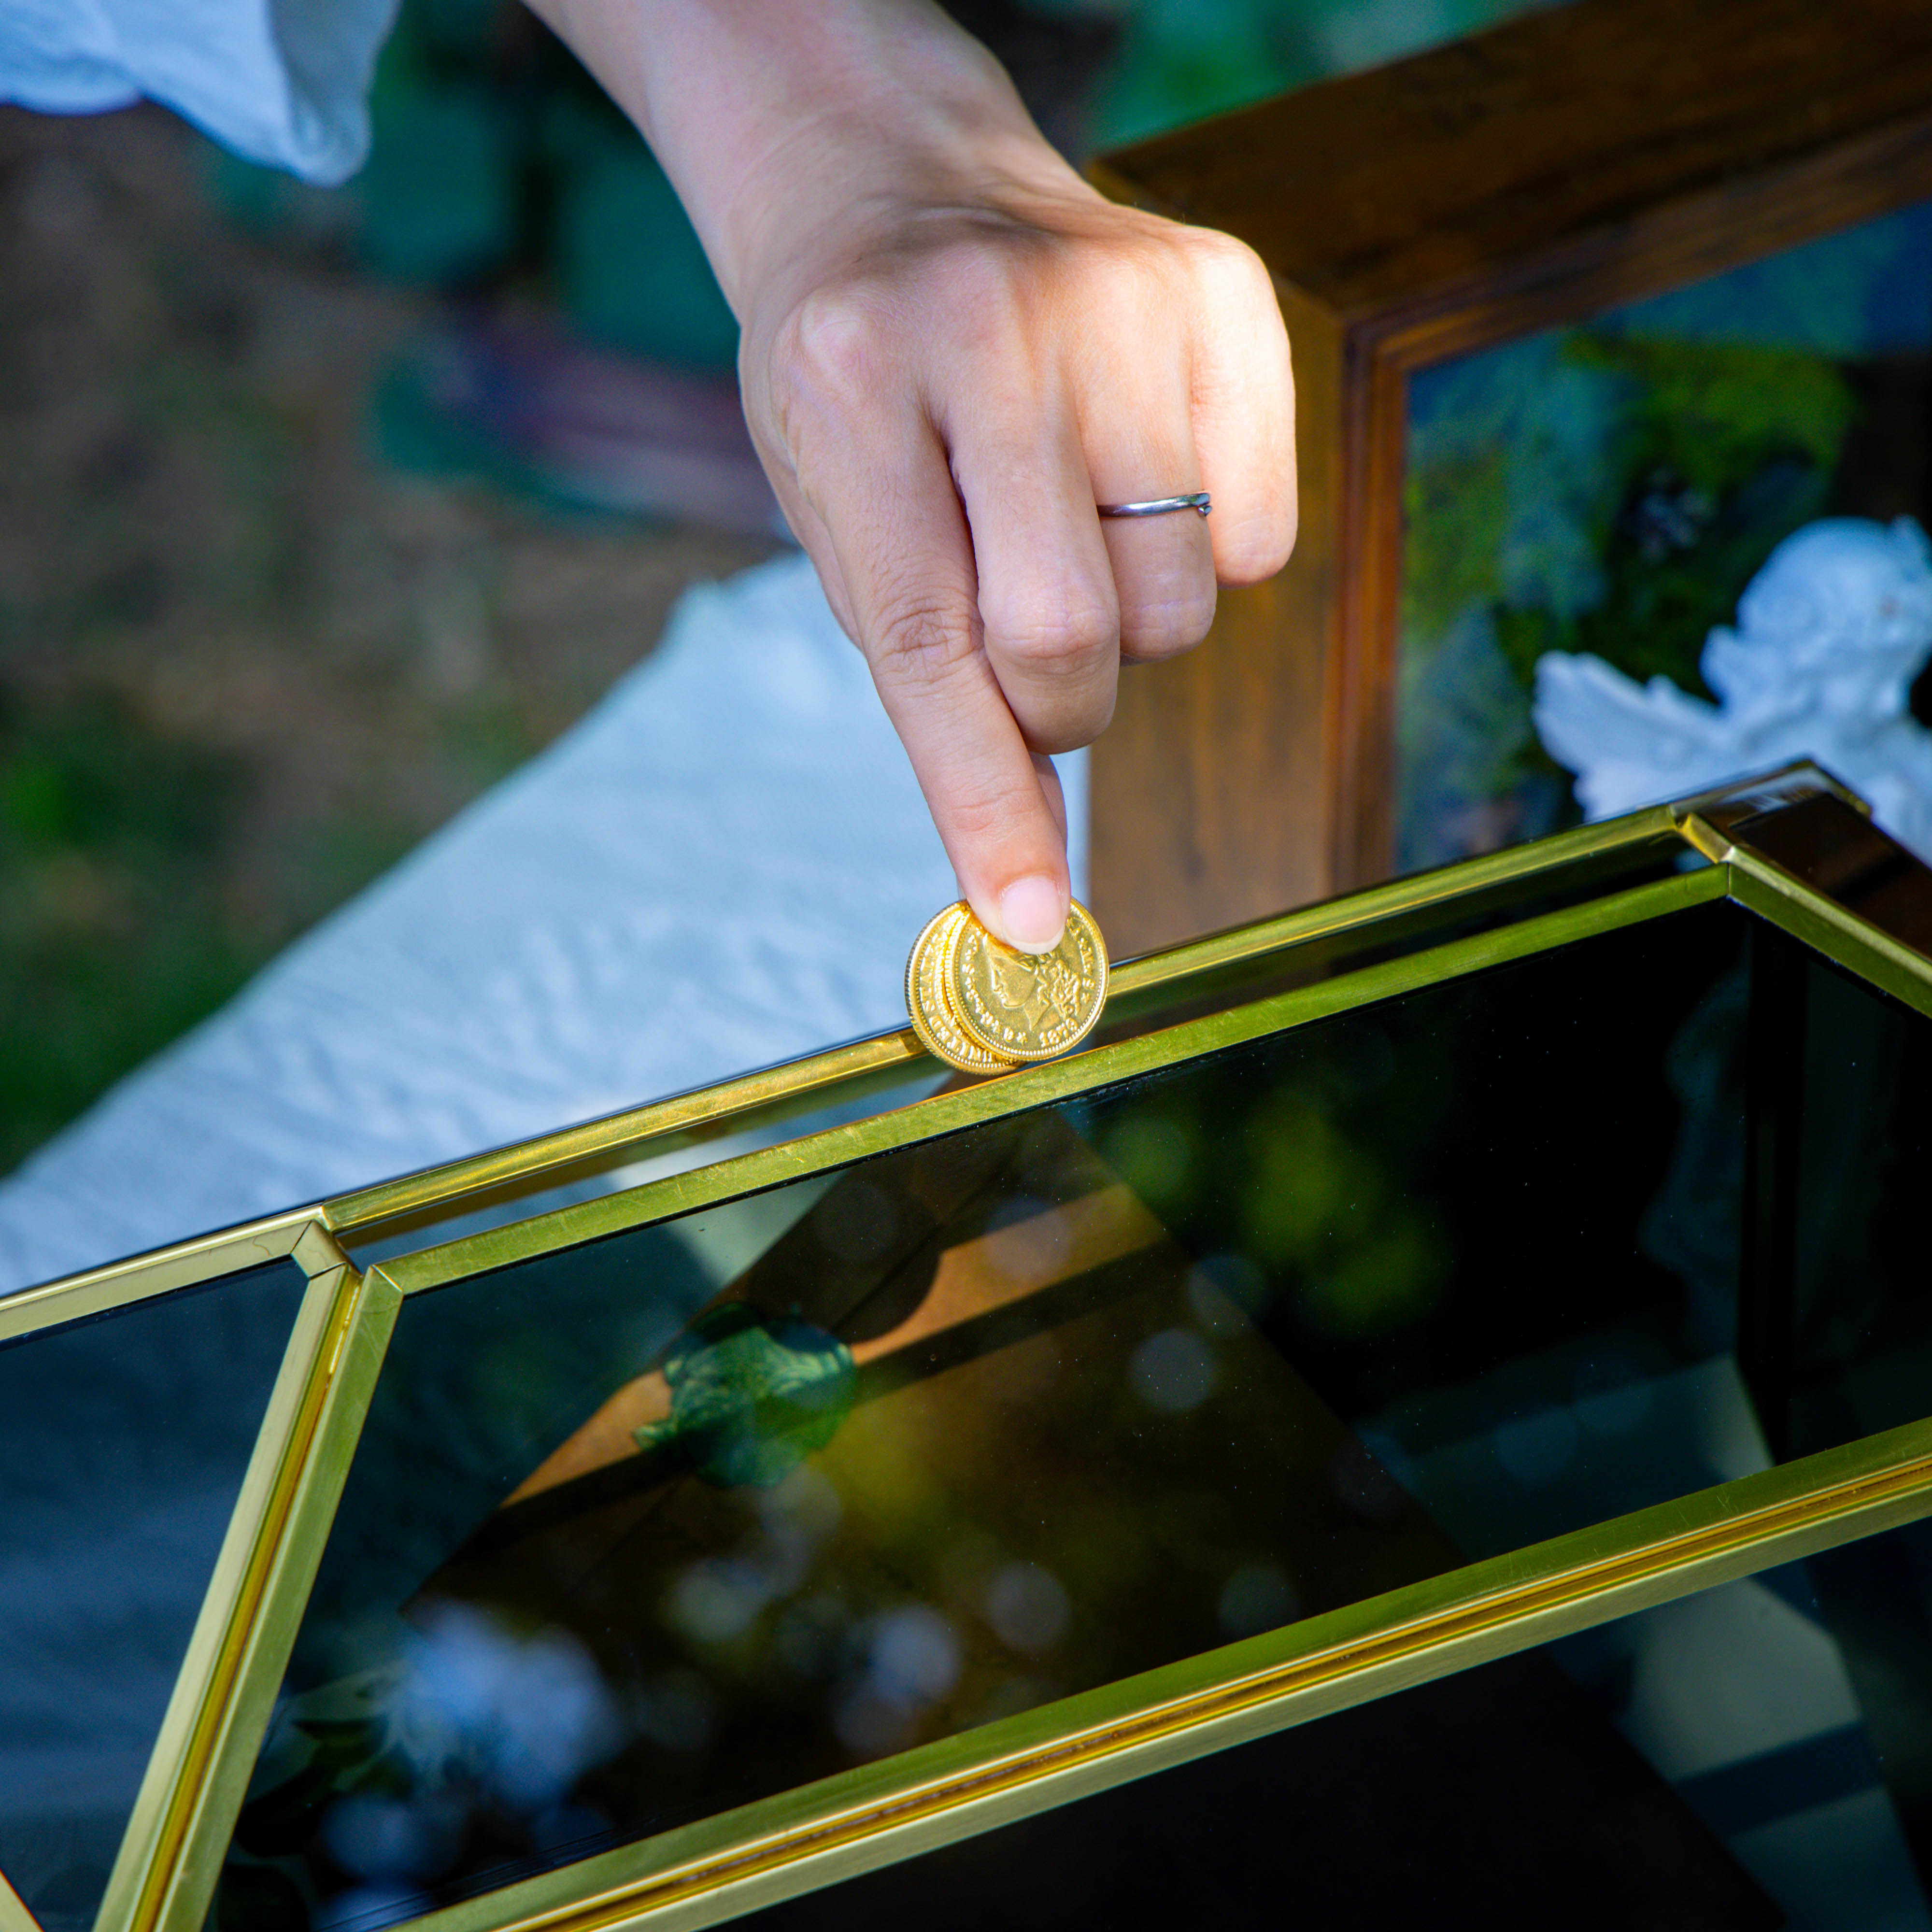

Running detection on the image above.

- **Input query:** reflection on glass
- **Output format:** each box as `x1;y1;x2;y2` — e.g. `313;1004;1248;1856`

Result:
1399;198;1932;872
0;1260;309;1932
1549;1518;1932;1929
215;898;1932;1926
1788;946;1932;1457
741;1526;1932;1931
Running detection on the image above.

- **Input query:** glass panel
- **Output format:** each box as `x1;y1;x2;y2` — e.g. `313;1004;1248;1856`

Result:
1785;948;1932;1456
1399;198;1932;874
0;1260;310;1932
1548;1518;1932;1929
738;1517;1932;1932
213;898;1932;1926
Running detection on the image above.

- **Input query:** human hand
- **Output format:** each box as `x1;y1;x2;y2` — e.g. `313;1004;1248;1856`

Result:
524;0;1296;952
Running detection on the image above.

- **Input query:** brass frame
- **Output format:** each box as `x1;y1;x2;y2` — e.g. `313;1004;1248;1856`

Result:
321;798;1698;1250
0;1217;358;1932
374;862;1725;1302
8;768;1927;1932
0;1870;35;1932
329;1414;1932;1932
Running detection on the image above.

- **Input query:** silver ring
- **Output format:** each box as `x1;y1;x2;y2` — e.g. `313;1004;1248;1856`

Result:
1097;492;1211;519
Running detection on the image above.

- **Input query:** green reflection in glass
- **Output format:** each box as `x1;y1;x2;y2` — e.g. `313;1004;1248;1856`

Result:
636;1303;856;1489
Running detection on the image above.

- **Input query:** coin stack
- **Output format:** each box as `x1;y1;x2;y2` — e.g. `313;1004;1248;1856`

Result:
904;900;1110;1074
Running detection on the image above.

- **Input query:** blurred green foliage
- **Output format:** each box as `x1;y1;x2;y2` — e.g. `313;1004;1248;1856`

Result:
1585;337;1857;496
0;695;258;1175
1487;340;1856;701
213;0;740;367
212;0;1562;369
1100;1030;1452;1360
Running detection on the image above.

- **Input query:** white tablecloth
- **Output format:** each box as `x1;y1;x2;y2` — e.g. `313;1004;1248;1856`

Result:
0;553;1087;1295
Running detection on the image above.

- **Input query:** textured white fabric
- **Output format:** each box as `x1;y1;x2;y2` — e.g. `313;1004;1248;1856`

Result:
0;554;1087;1296
0;0;396;181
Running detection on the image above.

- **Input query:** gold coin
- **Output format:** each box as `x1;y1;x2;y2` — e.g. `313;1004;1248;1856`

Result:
904;904;1012;1076
944;899;1108;1063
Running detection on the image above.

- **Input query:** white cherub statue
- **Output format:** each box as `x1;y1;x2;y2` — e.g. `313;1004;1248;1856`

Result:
1534;516;1932;859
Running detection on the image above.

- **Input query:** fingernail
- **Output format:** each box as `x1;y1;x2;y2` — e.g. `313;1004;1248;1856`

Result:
999;876;1067;953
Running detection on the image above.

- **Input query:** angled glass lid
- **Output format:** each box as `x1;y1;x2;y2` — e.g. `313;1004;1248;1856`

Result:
205;791;1932;1931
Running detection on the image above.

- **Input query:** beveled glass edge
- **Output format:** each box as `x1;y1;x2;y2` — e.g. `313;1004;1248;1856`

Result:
379;865;1726;1298
0;1212;332;1347
1672;760;1873;837
362;1408;1932;1932
145;1264;404;1932
319;802;1690;1244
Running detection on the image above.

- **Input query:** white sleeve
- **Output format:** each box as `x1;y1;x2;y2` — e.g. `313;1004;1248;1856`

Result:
0;0;401;184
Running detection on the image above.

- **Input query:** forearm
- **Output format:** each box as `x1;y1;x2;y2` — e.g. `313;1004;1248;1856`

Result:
519;0;1083;314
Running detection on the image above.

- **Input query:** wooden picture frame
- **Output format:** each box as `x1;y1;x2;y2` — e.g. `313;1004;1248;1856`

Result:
1086;0;1932;955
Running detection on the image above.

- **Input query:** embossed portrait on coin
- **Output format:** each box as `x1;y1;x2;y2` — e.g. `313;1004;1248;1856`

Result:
987;946;1079;1032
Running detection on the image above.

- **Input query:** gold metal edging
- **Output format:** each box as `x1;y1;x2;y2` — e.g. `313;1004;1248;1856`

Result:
0;1868;39;1932
321;805;1689;1245
388;1410;1932;1932
380;866;1725;1298
90;1241;360;1932
0;1209;322;1346
1104;800;1684;1005
322;1034;930;1245
1713;838;1932;1019
151;1266;405;1932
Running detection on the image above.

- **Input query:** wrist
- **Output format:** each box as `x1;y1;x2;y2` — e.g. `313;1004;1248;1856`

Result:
525;0;1094;320
724;109;1094;326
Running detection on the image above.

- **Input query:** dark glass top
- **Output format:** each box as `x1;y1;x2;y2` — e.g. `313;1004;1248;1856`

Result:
0;1260;309;1932
213;894;1932;1927
739;1515;1932;1932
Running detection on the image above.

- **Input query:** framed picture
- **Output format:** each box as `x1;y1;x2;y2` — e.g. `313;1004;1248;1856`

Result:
1088;0;1932;954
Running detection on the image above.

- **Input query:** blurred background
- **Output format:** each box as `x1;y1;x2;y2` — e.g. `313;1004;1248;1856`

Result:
0;0;1548;1180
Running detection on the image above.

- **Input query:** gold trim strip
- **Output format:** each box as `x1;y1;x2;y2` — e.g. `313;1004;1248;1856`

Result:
0;1210;320;1346
1106;800;1683;1005
391;1408;1932;1932
323;1033;930;1246
322;806;1688;1244
0;1869;39;1932
91;1241;359;1932
381;866;1726;1298
1707;832;1932;1018
151;1265;404;1932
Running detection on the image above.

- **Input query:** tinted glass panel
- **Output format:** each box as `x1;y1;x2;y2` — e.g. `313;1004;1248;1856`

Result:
1786;948;1932;1456
214;899;1932;1925
0;1259;309;1932
745;1517;1932;1932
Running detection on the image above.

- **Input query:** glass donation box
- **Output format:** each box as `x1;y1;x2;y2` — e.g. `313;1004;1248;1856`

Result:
14;764;1932;1932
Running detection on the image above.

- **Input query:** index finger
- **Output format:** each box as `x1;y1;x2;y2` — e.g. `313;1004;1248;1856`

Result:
810;404;1073;954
